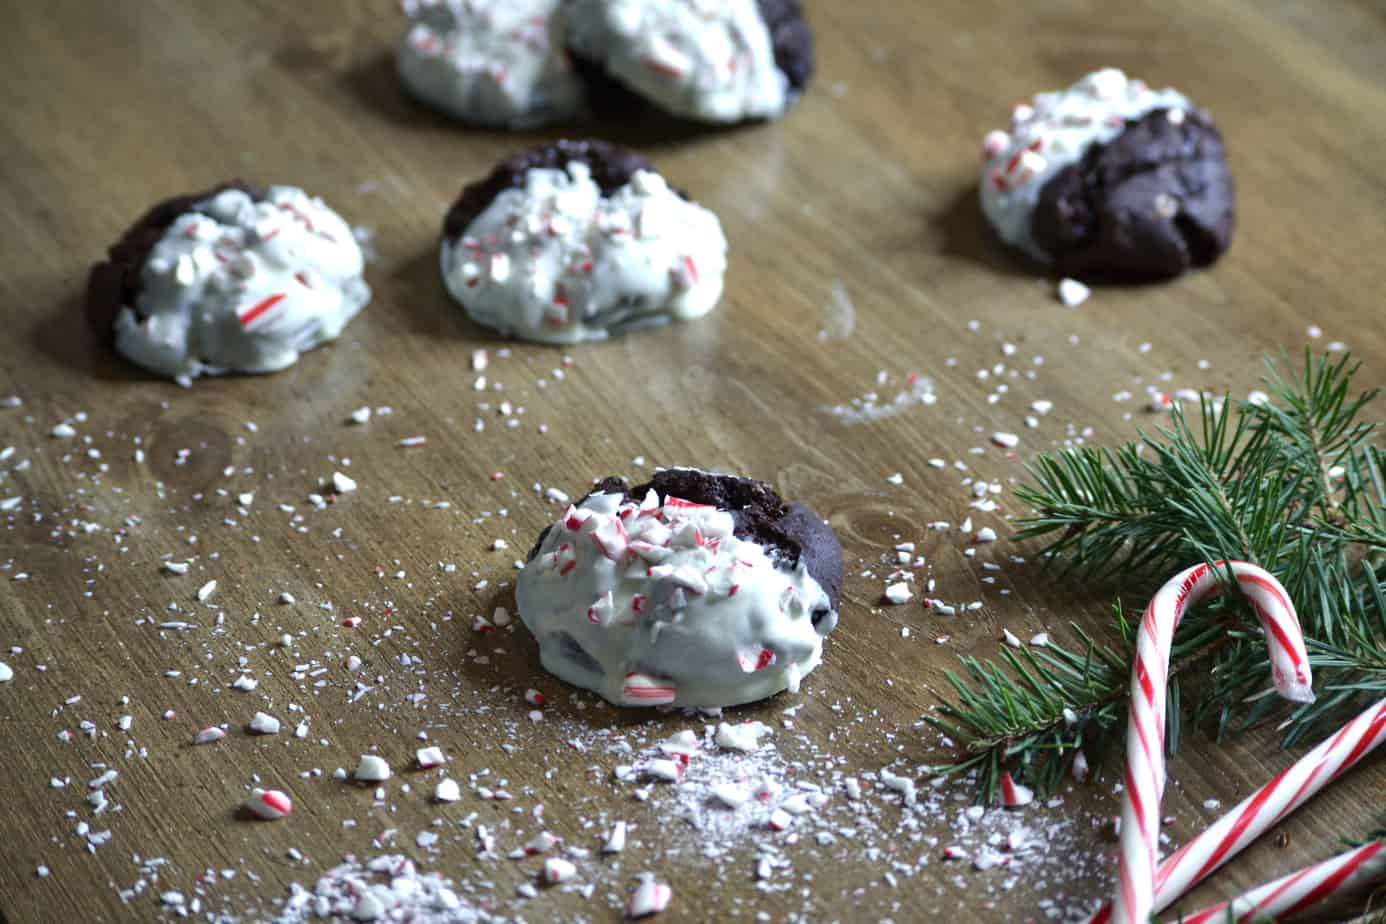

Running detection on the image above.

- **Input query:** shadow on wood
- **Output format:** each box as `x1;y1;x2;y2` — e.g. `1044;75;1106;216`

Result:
928;181;1042;279
387;247;511;343
31;292;163;384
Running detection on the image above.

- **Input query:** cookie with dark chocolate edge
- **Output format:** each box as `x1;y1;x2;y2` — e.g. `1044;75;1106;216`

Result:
1031;108;1235;280
560;0;811;125
85;181;264;341
529;469;843;610
566;51;653;122
442;139;652;243
755;0;813;92
567;0;812;119
978;69;1235;279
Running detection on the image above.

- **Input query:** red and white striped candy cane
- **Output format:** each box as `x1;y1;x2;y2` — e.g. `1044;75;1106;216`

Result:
1089;694;1386;923
1173;839;1386;924
1108;561;1315;924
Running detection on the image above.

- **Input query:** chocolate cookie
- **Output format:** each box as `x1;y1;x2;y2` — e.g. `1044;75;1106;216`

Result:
397;0;584;129
516;467;844;708
979;68;1235;280
561;0;813;124
440;139;727;345
442;139;653;243
570;469;843;610
86;183;371;383
86;181;261;341
756;0;814;93
1031;108;1234;279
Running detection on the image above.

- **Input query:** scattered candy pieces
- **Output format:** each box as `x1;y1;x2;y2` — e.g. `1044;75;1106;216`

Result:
714;721;770;753
1057;277;1091;308
542;857;577;884
638;758;684;782
603;821;628;854
879;768;917;805
621;672;677;706
883;582;913;605
520;831;557;856
245;788;292;820
332;471;357;494
626;876;672;918
354;754;391;782
434;778;462;803
248;712;281;735
1000;772;1034;808
194;725;225;748
417;746;445;769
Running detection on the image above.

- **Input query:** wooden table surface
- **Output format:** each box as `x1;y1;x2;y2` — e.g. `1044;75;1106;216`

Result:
3;1;1386;921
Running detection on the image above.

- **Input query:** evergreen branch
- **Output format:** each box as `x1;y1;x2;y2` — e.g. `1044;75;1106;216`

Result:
1284;561;1386;747
1355;816;1386;849
926;616;1229;802
1251;350;1379;521
932;351;1386;803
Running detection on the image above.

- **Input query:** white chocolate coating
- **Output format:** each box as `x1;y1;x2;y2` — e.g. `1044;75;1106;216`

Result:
979;68;1191;262
515;477;838;708
562;0;790;123
115;187;370;382
398;0;584;128
442;161;727;344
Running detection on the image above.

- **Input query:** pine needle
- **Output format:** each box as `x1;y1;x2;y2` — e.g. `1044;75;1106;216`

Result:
934;351;1386;802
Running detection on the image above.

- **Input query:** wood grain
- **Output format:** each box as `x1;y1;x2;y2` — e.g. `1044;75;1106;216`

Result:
1;1;1385;921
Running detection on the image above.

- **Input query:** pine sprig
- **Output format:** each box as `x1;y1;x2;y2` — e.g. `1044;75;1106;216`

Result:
933;351;1386;802
927;615;1234;801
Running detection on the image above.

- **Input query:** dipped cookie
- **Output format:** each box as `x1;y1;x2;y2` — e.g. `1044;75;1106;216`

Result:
398;0;585;128
980;68;1235;280
515;468;843;708
87;183;370;383
441;139;727;344
562;0;813;124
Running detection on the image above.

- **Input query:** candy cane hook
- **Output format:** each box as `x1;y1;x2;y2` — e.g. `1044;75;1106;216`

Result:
1107;561;1314;924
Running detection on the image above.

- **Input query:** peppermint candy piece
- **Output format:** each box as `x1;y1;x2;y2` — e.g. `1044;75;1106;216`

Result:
354;754;391;782
626;876;672;918
621;672;677;706
245;788;292;820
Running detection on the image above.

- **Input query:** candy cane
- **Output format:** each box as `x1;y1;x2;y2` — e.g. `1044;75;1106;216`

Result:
1107;561;1315;924
1172;839;1386;924
1088;695;1386;922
